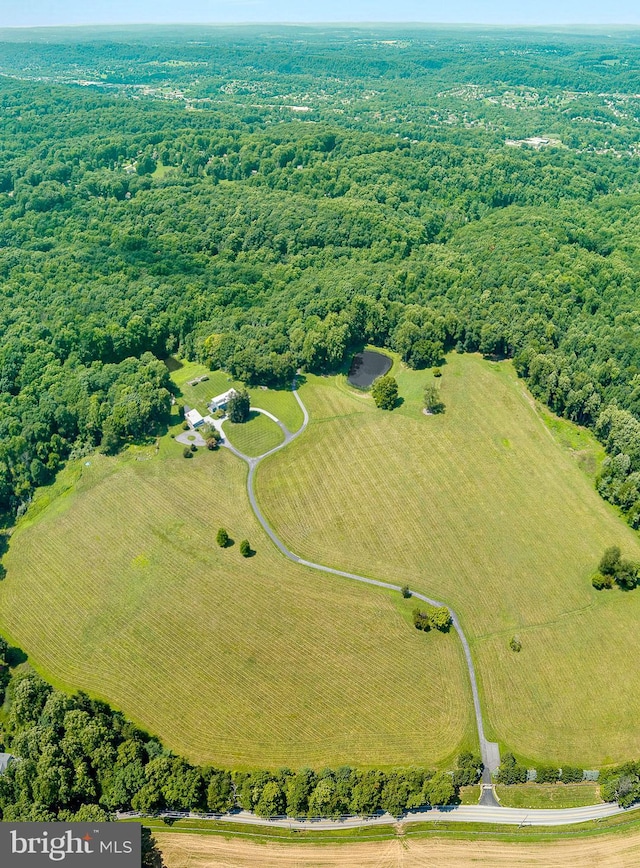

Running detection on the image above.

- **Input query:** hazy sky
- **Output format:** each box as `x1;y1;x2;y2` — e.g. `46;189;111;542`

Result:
2;0;640;28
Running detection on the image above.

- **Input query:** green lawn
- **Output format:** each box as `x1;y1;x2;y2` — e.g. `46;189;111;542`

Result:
168;359;304;432
458;785;481;805
0;440;474;770
256;353;640;765
495;783;602;809
224;411;285;457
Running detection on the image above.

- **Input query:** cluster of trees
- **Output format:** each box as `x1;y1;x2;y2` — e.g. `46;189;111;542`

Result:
0;670;477;822
592;546;639;590
205;427;221;450
412;605;452;632
216;527;252;555
601;761;640;808
226;389;251;423
595;407;640;529
0;351;172;517
494;754;584;786
234;753;480;819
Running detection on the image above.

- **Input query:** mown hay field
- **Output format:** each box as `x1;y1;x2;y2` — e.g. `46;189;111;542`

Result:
0;431;473;769
224;411;284;457
495;783;602;809
257;353;640;765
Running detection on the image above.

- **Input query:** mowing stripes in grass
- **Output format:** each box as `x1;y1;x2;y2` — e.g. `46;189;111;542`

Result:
224;412;284;457
0;447;473;770
256;354;640;765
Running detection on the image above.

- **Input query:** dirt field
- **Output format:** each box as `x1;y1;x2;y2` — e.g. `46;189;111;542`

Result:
156;831;640;867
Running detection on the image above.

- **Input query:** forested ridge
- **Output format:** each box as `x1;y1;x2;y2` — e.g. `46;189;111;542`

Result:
1;28;640;529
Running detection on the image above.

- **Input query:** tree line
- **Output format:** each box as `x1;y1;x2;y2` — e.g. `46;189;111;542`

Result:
0;668;479;822
3;664;640;818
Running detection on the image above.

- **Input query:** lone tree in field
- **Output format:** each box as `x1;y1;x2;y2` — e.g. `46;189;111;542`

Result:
227;389;250;423
216;528;229;548
597;546;639;590
423;384;445;414
430;606;452;632
371;375;398;410
239;539;252;557
599;546;622;577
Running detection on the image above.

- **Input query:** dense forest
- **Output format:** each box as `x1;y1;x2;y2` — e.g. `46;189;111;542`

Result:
0;26;640;534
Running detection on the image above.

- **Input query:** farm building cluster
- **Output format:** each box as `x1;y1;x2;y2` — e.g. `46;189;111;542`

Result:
183;389;237;430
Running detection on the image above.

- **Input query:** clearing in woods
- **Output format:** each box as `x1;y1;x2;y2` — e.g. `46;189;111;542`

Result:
0;399;473;770
171;361;304;433
256;353;640;765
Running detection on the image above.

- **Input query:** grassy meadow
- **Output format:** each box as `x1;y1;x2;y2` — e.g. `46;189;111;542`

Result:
495;783;602;809
257;353;640;765
0;414;474;770
224;411;284;457
170;360;304;433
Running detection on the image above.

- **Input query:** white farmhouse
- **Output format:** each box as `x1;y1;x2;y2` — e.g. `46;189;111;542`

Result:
209;388;237;413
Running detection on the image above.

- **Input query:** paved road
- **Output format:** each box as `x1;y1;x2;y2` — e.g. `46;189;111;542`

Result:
119;801;627;828
221;386;503;799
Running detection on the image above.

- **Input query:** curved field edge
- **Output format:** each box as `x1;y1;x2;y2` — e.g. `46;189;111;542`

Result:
255;353;640;765
0;434;474;770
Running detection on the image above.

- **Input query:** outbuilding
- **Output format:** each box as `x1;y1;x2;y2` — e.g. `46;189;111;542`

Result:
185;408;205;429
0;753;16;774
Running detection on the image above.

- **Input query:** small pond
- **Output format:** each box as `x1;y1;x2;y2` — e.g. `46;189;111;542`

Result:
347;351;392;389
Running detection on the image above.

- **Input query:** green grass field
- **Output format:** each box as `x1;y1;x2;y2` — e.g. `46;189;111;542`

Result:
495;783;602;809
256;353;640;765
0;432;473;770
170;360;303;433
224;411;284;457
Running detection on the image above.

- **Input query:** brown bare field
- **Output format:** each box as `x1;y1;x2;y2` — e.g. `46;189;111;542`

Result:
156;830;640;867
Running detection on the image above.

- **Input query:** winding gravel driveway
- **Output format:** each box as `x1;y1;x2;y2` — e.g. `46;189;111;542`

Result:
220;386;501;799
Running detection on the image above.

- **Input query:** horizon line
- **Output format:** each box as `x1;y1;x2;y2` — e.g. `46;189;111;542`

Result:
1;21;640;30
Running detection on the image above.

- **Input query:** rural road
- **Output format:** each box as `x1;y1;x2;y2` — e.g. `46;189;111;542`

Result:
119;801;628;828
220;386;512;810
